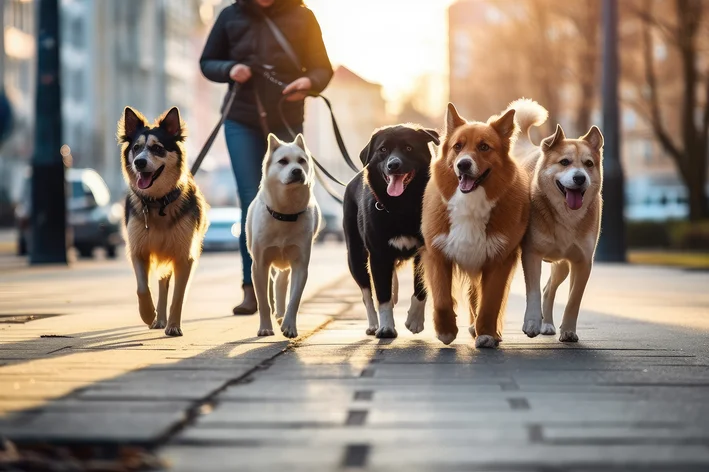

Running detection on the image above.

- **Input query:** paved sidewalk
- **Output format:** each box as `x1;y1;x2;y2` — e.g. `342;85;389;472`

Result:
161;263;709;471
1;247;709;471
0;243;347;438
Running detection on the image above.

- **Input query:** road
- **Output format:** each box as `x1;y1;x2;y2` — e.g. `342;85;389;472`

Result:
1;242;709;471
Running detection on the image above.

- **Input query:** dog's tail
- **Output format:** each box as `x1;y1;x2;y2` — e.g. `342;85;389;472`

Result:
507;98;548;159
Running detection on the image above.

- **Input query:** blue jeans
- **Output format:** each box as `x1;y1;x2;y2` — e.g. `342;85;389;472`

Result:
223;119;303;286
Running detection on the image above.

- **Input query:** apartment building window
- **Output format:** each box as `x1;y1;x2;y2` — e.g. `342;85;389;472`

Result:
70;69;83;102
70;17;84;48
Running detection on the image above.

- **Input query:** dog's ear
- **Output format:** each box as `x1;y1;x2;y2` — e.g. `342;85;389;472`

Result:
445;103;465;135
490;108;517;141
359;130;381;167
267;133;282;153
294;133;308;153
158;107;184;138
541;124;566;151
581;125;604;152
419;128;440;146
119;107;147;143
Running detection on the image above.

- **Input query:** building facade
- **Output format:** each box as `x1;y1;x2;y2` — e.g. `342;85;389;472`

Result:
0;0;207;204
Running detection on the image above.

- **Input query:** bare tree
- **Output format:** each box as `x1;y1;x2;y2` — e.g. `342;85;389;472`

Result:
630;0;709;221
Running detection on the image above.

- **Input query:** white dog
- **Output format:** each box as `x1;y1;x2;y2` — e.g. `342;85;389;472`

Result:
246;133;321;338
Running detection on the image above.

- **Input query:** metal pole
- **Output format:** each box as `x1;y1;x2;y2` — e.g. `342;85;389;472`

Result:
30;0;67;264
596;0;626;262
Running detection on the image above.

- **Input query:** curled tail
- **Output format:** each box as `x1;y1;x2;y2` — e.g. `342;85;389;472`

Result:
507;98;548;159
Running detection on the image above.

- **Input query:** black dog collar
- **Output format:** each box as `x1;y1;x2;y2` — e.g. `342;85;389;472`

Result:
267;205;306;222
141;187;182;217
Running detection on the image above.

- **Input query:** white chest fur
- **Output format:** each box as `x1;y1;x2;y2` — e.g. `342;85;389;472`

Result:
433;189;506;272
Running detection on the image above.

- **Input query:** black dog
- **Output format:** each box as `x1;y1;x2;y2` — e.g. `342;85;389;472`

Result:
343;124;439;338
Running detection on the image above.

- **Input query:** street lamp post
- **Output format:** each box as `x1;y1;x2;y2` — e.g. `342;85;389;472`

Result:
29;0;67;264
597;0;627;262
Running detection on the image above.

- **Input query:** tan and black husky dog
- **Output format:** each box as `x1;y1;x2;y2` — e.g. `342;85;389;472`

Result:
510;98;604;343
117;107;208;337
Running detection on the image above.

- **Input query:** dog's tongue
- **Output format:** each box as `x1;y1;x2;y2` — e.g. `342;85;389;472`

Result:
459;175;475;193
137;173;153;190
566;189;583;210
387;174;406;197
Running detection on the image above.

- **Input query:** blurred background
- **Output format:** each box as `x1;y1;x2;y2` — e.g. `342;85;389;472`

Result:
0;0;707;266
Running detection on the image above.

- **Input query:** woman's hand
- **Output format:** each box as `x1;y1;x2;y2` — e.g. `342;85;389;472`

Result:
283;77;312;102
229;64;252;83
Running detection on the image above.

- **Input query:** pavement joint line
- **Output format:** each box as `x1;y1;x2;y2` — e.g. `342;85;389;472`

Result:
353;391;373;401
507;398;531;410
344;410;368;426
500;380;520;391
359;368;375;378
527;424;544;443
340;443;370;469
45;346;72;355
150;311;336;449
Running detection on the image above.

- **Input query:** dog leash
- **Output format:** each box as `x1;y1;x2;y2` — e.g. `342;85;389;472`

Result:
190;83;239;176
259;13;356;204
190;12;357;205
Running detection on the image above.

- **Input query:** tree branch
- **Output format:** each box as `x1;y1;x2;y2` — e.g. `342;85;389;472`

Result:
702;72;709;156
628;2;679;46
640;16;685;165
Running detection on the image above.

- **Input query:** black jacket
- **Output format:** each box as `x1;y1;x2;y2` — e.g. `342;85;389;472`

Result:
200;0;333;130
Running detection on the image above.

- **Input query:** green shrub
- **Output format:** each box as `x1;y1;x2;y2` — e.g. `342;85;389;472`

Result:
626;221;671;248
626;220;709;250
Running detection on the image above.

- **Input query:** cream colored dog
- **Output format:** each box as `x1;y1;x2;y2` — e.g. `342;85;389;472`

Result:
246;133;321;339
510;99;604;342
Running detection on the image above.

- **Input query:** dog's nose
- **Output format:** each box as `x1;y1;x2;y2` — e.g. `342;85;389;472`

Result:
291;168;303;178
134;158;147;170
457;159;472;172
573;174;586;186
387;157;402;172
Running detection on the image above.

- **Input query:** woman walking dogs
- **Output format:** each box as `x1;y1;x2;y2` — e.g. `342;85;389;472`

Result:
200;0;333;315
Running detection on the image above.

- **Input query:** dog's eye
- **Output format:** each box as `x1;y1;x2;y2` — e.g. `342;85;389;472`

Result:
379;146;387;153
453;143;462;152
584;160;594;168
298;158;307;164
478;143;490;152
278;158;288;165
132;143;140;152
560;158;571;166
405;145;413;152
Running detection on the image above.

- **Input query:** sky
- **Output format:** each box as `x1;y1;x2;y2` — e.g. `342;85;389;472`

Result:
304;0;458;117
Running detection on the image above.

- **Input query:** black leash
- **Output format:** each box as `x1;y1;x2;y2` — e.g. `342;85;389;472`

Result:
259;12;354;204
190;11;356;205
190;84;239;176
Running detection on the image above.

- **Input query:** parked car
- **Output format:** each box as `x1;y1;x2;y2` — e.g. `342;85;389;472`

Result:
317;210;344;243
15;168;123;258
202;206;242;252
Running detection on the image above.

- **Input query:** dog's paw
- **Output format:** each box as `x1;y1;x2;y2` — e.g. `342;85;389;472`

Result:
280;320;298;339
522;319;542;338
468;325;476;338
405;296;425;334
257;328;275;337
150;319;166;330
405;318;424;334
164;325;183;337
475;334;499;349
559;331;578;343
365;325;378;336
436;331;457;345
375;326;398;339
540;323;557;335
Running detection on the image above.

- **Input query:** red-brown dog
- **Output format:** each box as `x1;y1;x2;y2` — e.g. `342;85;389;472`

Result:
422;103;530;348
